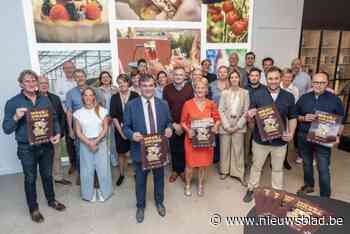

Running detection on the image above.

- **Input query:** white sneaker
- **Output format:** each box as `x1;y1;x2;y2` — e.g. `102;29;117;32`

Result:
97;189;105;202
90;189;97;202
296;156;303;164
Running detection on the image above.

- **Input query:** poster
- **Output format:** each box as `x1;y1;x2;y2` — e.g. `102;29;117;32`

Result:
31;0;110;43
117;27;201;75
38;50;112;92
115;0;201;21
207;0;251;43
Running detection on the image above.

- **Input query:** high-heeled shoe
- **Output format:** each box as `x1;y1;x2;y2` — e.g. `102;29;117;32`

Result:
197;184;204;197
184;184;192;197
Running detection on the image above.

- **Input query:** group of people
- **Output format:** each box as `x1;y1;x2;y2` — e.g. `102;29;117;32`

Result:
2;52;345;224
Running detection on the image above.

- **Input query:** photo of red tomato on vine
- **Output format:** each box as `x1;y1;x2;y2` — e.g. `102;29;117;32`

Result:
207;0;250;43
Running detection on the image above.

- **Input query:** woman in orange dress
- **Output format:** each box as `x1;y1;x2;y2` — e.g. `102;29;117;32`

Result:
181;78;220;197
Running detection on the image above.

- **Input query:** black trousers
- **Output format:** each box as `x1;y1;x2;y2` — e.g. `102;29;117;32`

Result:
17;143;55;212
133;162;164;209
169;133;185;174
64;115;77;168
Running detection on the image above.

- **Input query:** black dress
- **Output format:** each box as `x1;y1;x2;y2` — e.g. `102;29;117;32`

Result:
109;91;139;154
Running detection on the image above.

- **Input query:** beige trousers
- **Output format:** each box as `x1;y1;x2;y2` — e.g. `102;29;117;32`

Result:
53;142;63;181
220;133;245;180
248;141;287;190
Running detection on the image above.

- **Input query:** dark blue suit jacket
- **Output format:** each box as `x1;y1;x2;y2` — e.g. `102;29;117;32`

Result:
123;97;172;162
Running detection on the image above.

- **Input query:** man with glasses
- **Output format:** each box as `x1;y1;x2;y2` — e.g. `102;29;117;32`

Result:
2;70;66;223
296;72;344;198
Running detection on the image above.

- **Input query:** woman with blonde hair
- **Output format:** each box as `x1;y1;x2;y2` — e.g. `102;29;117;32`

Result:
218;69;249;186
74;87;112;202
181;78;220;196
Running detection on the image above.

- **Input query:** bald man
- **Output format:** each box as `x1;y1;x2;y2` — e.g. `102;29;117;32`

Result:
228;52;249;87
296;72;344;198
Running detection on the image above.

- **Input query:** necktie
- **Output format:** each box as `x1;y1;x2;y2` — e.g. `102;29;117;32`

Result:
147;100;156;134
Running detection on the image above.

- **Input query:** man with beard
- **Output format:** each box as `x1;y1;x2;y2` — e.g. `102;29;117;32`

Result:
243;66;297;203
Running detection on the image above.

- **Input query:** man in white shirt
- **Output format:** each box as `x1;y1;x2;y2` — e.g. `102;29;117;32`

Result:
54;61;78;175
291;58;312;164
55;61;76;107
292;58;312;96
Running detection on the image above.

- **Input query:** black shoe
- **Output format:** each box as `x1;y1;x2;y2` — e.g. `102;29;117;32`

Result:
116;175;125;186
136;208;144;223
30;210;44;223
297;185;314;196
55;179;72;186
284;160;292;170
156;203;166;217
243;190;254;203
48;200;66;212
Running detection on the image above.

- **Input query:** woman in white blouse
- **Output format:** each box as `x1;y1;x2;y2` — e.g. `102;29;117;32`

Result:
218;69;250;186
74;87;112;202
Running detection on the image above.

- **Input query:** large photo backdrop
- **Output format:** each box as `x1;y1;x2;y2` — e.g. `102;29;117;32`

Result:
22;0;254;93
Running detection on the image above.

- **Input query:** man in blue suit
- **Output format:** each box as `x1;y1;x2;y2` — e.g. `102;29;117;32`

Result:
123;74;173;223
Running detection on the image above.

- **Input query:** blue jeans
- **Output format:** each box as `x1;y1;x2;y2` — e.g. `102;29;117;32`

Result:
79;139;113;201
133;162;164;209
298;132;332;197
17;143;55;212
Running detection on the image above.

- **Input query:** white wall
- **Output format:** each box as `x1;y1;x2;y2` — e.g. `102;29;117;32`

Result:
0;0;32;175
251;0;304;68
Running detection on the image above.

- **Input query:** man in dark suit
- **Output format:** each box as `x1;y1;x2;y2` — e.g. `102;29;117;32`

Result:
123;74;173;223
38;75;71;185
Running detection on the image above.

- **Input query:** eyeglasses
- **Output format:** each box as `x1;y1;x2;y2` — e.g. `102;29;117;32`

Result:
312;81;327;85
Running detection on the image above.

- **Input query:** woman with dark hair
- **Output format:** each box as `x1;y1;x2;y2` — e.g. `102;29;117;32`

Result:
74;87;112;202
155;71;169;99
218;69;249;186
110;74;139;186
96;71;118;166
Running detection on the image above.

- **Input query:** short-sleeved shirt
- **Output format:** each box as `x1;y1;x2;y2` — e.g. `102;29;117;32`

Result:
73;106;108;138
250;86;297;146
296;91;345;134
65;87;83;113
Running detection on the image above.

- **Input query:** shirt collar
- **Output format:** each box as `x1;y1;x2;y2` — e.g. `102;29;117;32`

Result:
20;90;41;100
173;82;185;91
141;96;155;105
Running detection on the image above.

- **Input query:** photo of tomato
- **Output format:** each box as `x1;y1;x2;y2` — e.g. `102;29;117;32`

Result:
207;0;250;43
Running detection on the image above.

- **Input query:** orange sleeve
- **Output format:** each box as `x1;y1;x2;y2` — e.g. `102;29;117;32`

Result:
181;101;191;131
210;101;221;123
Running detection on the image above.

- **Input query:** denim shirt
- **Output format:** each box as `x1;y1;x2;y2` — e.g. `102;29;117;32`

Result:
296;91;345;133
65;86;83;113
2;91;60;144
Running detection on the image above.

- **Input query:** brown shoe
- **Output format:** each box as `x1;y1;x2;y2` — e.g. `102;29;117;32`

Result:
68;166;76;175
169;173;178;183
48;200;66;212
30;210;44;223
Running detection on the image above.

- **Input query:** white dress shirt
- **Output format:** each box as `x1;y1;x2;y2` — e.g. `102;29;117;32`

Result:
55;73;76;103
260;72;267;85
141;96;158;134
